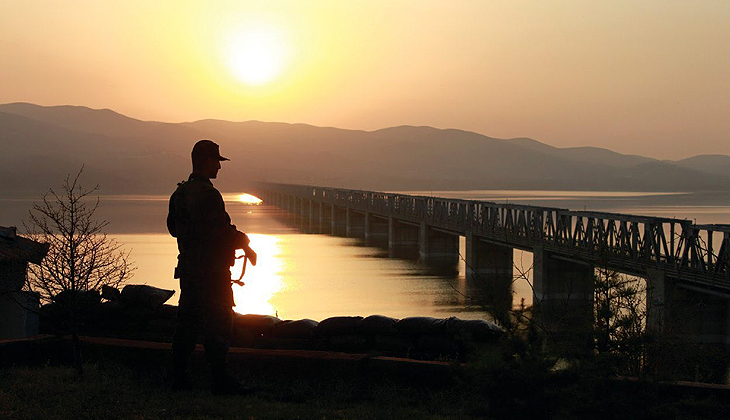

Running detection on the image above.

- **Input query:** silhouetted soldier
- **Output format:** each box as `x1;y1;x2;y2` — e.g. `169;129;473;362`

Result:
167;139;257;395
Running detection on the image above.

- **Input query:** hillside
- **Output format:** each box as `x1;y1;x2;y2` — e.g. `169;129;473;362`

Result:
1;102;729;197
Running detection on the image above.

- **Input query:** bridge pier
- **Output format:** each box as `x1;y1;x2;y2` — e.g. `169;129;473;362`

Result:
273;192;283;208
292;197;301;225
465;233;513;280
533;246;595;355
310;201;322;233
331;206;347;237
286;196;300;226
389;218;420;259
306;200;313;230
346;209;366;239
418;223;459;271
646;268;669;334
365;214;389;248
318;203;331;234
647;268;730;347
299;199;312;232
465;233;514;317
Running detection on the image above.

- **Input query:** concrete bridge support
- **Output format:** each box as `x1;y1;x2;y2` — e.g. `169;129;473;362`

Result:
299;199;312;232
647;269;730;347
272;192;283;208
532;246;595;355
308;201;320;233
365;214;389;248
331;206;348;237
318;203;331;234
389;218;420;259
346;209;366;239
286;196;300;226
321;204;333;234
273;192;281;208
465;233;514;317
419;224;459;271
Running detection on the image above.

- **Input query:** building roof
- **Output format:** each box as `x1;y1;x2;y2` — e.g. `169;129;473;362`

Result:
0;226;49;264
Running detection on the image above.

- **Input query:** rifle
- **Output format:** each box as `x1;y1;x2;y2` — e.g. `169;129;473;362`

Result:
231;240;257;286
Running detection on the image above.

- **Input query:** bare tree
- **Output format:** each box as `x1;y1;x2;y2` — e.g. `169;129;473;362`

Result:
23;167;134;374
593;267;648;376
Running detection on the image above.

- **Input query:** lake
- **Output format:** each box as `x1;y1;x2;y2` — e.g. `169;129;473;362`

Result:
3;190;729;322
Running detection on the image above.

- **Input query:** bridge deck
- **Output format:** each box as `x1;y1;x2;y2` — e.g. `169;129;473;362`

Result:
256;183;730;293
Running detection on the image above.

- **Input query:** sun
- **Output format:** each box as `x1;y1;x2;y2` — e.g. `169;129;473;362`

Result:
224;25;288;86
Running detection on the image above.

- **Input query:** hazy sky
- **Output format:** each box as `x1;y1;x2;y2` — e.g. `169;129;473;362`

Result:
2;1;729;159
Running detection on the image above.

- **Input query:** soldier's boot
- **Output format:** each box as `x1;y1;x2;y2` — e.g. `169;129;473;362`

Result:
171;339;194;391
209;360;252;396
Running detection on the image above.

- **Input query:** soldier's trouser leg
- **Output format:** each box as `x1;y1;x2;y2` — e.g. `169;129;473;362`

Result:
172;305;202;381
203;304;233;382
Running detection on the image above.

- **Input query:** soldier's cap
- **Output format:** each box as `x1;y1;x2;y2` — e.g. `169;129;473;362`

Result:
191;139;229;161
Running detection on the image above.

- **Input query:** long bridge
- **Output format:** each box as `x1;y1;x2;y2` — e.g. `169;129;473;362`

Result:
253;183;730;348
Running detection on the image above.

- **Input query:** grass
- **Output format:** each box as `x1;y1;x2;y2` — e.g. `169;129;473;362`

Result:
2;358;730;420
0;363;470;420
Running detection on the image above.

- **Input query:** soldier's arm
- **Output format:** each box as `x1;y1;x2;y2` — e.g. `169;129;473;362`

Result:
196;188;239;249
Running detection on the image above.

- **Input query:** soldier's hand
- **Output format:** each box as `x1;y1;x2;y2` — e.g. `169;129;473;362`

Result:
237;232;257;266
246;248;257;266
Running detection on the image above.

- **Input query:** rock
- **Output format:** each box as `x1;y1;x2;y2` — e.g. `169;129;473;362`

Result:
233;314;281;336
230;327;260;347
395;317;450;336
101;285;121;301
157;304;178;320
374;335;414;354
148;317;177;334
359;315;399;336
316;316;363;336
270;319;319;339
417;335;459;357
446;318;504;342
120;285;175;308
329;334;370;352
53;289;101;309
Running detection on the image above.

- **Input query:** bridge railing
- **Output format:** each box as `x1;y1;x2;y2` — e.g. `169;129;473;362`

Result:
258;182;730;290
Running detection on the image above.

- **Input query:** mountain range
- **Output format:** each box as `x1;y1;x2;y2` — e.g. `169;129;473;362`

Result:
1;102;729;197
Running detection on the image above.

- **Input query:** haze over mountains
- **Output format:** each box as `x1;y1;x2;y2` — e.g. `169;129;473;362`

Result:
1;102;729;197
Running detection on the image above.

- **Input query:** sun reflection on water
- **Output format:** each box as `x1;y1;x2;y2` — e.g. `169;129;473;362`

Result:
230;233;284;315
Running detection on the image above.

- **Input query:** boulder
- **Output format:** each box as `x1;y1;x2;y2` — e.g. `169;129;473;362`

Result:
157;304;178;320
359;315;399;336
328;334;370;352
101;285;121;301
233;313;281;336
395;317;450;336
374;335;414;354
231;327;260;348
417;335;459;357
446;318;504;342
270;319;319;339
53;289;101;309
316;316;363;336
120;285;175;308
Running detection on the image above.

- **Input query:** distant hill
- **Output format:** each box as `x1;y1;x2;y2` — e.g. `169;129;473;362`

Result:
674;155;730;178
1;102;729;197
